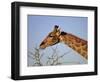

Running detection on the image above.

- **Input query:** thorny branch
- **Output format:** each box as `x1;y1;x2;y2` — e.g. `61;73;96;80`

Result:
28;46;71;66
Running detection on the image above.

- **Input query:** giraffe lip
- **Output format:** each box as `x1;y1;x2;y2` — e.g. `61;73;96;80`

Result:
39;46;45;49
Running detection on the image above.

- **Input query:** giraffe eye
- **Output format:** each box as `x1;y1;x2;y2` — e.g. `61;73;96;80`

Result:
49;35;54;37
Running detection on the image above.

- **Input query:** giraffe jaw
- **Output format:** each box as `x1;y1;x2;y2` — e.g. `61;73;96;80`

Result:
40;45;46;49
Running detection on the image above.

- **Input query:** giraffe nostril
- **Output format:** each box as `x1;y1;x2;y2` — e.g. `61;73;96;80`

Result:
40;42;45;46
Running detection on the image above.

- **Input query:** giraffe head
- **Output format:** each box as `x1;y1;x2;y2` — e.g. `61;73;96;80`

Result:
40;25;61;49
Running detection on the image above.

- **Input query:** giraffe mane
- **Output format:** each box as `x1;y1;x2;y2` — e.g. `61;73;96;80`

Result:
60;31;68;35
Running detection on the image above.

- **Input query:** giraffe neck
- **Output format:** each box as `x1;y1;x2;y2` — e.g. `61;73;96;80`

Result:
59;32;88;59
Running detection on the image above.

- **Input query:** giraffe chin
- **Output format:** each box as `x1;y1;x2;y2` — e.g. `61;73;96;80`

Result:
39;46;46;49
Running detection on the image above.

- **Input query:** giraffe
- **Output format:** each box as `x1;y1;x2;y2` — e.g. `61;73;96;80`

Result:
40;25;88;59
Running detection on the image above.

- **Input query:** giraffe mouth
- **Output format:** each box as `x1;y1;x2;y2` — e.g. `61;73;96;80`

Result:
39;45;46;49
40;41;59;49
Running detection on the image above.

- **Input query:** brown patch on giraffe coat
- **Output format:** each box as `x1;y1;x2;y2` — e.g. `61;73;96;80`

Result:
81;40;87;46
82;45;87;51
77;48;81;54
76;38;81;43
81;50;88;59
75;43;81;47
